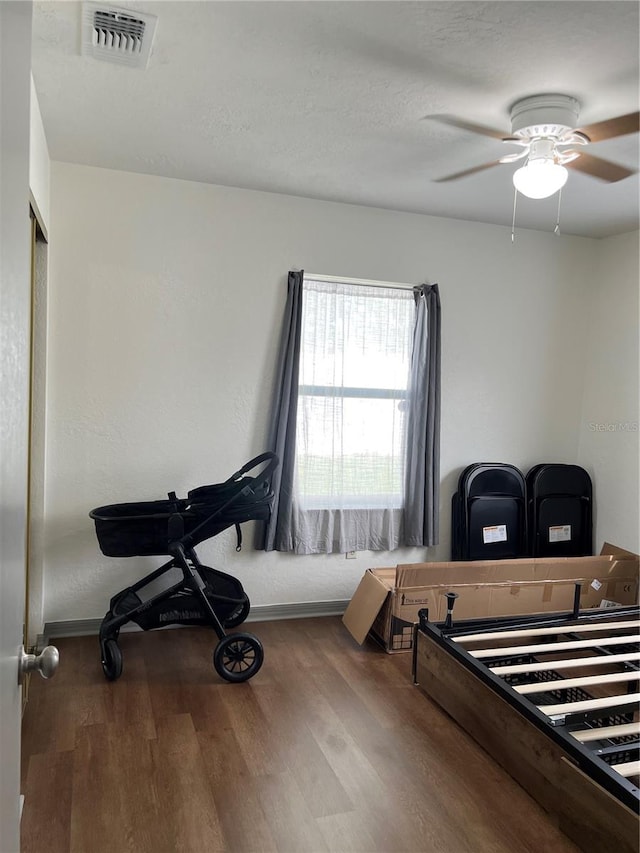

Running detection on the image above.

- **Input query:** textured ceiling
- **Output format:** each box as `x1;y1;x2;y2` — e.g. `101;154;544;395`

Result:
32;1;639;237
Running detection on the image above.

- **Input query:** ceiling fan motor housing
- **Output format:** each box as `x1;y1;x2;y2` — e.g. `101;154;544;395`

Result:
527;137;558;164
510;94;581;139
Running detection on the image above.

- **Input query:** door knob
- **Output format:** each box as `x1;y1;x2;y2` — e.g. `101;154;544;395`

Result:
18;645;59;684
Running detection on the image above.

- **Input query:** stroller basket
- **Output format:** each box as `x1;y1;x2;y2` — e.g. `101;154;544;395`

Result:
90;452;279;685
111;566;246;631
90;452;277;557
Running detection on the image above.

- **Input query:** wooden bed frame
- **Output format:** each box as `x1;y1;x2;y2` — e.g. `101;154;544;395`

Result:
412;602;640;853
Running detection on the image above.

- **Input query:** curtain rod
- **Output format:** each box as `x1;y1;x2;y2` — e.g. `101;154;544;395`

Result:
305;273;416;292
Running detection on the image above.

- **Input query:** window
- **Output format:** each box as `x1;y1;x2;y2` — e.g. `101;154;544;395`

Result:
262;270;441;555
296;278;414;511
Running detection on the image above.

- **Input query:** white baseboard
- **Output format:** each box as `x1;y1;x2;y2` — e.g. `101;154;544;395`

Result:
39;599;349;646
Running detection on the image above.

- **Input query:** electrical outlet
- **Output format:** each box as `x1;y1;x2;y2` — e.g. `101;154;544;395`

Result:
345;551;357;559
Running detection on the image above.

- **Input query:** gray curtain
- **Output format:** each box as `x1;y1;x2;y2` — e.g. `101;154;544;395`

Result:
262;275;441;553
403;284;441;546
262;271;303;551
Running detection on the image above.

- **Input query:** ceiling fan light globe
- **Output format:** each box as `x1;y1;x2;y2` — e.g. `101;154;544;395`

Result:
513;160;569;199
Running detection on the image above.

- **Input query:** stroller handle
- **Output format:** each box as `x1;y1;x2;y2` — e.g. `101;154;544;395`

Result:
178;452;279;549
228;452;279;487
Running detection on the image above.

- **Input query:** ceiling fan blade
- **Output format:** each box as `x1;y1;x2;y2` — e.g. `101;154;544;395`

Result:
433;161;499;182
557;150;582;165
558;130;590;146
499;149;528;164
424;115;506;140
577;111;640;143
567;152;636;183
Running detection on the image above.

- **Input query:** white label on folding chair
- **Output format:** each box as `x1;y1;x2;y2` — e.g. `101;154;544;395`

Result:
549;524;571;543
483;524;507;544
591;578;603;591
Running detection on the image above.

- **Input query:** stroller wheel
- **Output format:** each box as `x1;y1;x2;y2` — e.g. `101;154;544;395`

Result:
223;595;251;628
213;633;263;683
101;638;123;681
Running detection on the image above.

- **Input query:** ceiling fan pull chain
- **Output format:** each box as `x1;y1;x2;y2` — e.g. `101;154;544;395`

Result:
511;186;518;243
554;188;563;235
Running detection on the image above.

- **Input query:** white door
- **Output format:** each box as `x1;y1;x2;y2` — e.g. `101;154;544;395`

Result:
0;3;34;851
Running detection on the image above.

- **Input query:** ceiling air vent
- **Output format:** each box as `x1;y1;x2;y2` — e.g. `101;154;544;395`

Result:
81;3;157;69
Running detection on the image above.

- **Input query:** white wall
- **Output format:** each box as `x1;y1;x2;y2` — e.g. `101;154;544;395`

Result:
578;230;640;553
29;76;50;233
44;161;598;623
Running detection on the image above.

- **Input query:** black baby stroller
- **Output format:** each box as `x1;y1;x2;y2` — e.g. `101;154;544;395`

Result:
89;452;279;684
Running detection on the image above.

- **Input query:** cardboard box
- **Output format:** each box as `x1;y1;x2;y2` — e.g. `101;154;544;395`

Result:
342;544;639;653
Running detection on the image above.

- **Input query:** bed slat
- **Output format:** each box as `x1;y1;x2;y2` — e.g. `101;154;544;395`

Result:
539;692;640;717
613;761;640;779
571;722;640;743
471;635;640;659
454;619;640;644
514;671;640;694
491;652;640;675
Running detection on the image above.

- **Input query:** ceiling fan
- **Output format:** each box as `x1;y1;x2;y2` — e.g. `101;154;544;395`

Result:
428;94;639;199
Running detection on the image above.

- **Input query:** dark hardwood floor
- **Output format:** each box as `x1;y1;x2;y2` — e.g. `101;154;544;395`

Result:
21;617;579;852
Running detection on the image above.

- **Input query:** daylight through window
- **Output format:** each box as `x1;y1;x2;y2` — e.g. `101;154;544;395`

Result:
295;278;415;511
